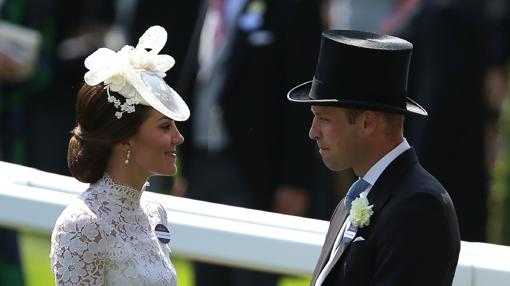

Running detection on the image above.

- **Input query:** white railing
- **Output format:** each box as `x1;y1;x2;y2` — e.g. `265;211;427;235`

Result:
1;161;510;285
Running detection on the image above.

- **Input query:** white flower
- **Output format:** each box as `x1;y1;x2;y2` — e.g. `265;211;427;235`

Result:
104;74;126;92
349;197;374;228
80;222;100;242
59;250;87;284
119;84;137;99
83;26;175;119
68;237;87;254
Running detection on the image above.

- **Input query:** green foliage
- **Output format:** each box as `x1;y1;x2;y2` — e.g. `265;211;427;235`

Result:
488;95;510;245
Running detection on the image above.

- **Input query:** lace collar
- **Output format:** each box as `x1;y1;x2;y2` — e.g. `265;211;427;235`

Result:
89;173;148;210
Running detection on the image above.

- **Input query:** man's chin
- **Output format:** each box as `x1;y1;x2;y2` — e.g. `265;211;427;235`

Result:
322;159;349;172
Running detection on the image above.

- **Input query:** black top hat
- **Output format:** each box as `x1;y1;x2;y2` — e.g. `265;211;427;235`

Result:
287;30;427;116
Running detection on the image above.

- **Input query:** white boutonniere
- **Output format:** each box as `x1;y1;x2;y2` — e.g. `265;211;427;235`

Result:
349;197;374;228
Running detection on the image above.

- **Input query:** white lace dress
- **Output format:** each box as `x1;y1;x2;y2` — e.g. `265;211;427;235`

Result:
49;174;177;286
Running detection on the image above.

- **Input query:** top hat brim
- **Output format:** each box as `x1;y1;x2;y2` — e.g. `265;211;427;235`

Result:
287;81;427;116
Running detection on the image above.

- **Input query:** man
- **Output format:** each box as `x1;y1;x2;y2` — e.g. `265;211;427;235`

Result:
175;1;329;286
287;30;461;285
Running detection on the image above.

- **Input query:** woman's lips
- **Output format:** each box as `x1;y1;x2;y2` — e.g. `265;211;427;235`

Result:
165;151;177;159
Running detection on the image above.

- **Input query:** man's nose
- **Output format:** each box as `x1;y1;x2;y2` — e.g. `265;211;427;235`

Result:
309;117;320;140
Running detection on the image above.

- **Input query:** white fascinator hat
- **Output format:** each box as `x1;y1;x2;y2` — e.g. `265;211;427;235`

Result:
83;25;190;121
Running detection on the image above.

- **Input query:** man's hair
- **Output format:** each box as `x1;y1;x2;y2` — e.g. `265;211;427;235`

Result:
346;109;364;124
381;112;405;136
346;108;404;136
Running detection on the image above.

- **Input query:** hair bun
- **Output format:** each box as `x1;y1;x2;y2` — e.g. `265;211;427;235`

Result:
67;129;111;183
67;84;151;183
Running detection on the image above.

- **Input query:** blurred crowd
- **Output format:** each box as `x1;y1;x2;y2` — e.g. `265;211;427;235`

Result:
1;0;509;285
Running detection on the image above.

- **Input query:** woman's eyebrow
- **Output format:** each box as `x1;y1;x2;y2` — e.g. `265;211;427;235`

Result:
158;116;171;121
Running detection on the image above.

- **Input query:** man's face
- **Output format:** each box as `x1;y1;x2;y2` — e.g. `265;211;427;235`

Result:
309;105;364;171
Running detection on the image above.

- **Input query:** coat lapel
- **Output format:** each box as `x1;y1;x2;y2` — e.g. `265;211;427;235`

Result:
311;198;349;285
314;148;419;284
354;149;418;242
366;148;418;220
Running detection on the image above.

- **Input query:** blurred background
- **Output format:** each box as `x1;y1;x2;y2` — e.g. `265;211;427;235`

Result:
0;0;509;285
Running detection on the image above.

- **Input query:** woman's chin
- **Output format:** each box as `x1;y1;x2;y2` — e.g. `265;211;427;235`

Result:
163;167;178;176
149;166;177;177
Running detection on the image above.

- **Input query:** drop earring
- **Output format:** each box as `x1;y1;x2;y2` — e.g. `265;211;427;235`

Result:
124;149;131;165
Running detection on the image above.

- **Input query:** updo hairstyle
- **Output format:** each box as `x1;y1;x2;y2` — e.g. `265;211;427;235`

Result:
68;84;151;183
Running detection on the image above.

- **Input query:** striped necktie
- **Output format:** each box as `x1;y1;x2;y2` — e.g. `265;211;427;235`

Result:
345;178;370;210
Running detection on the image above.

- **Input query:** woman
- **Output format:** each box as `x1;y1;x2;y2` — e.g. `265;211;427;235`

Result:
49;26;189;286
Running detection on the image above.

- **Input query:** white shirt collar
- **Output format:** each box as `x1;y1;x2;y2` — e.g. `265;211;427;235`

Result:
362;138;411;188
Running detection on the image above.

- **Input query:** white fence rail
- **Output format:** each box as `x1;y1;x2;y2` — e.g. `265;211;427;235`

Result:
1;161;510;285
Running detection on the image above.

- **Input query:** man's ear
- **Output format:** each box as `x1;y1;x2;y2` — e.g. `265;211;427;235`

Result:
361;111;377;134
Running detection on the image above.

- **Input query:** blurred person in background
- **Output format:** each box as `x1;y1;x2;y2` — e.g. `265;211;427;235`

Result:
485;0;510;243
485;0;510;170
174;0;333;285
0;0;55;284
382;0;491;242
129;0;201;194
30;0;116;176
50;26;189;285
326;0;397;32
131;1;200;89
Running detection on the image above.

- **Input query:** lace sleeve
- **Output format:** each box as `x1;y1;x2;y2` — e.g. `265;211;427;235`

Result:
50;208;106;286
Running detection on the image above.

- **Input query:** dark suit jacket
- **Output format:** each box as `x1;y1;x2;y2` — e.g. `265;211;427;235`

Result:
311;149;460;286
177;0;323;211
130;0;201;86
401;0;489;241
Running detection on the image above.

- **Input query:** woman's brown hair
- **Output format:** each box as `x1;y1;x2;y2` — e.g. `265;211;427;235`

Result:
68;84;151;183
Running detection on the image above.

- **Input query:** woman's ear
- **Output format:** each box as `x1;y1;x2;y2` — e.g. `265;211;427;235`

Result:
117;140;132;153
